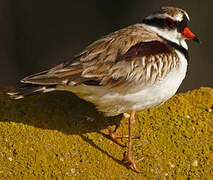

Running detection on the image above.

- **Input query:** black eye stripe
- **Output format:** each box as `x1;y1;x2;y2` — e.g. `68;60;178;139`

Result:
176;21;187;32
143;17;188;32
177;14;188;32
164;18;175;27
143;18;169;29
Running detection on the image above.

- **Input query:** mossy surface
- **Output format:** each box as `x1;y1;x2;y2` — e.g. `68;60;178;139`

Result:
0;87;212;179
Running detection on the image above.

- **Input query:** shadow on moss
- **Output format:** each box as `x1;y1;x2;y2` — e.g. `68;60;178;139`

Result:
0;88;121;135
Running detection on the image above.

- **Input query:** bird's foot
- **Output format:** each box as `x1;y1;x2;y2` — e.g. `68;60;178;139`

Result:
108;127;126;147
123;151;144;173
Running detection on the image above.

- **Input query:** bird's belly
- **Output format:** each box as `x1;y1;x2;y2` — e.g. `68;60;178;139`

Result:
58;70;185;116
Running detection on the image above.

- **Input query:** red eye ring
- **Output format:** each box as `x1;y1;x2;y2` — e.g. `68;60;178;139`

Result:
164;18;175;28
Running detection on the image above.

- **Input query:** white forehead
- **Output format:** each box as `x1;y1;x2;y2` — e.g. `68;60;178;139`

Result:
146;12;190;22
184;12;190;21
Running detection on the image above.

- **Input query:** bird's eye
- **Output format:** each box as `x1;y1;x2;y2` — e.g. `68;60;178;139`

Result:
164;18;175;28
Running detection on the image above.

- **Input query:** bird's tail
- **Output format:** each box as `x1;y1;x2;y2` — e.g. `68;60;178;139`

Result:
7;84;56;99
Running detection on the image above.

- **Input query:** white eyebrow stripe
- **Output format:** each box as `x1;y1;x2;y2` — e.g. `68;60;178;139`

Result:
145;13;185;22
184;13;190;21
146;14;173;20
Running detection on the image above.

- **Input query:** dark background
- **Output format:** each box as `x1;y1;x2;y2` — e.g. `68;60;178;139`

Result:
1;0;212;91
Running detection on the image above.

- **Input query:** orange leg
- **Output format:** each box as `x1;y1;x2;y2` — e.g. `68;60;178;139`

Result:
123;110;143;173
108;116;140;148
108;123;126;147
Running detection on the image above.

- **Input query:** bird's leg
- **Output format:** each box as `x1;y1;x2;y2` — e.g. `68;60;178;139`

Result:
123;110;143;173
108;114;140;148
108;123;126;147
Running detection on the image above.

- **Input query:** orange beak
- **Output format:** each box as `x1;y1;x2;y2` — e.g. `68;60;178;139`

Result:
182;27;200;43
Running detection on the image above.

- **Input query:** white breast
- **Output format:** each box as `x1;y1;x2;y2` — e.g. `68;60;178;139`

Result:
57;50;187;116
126;50;187;112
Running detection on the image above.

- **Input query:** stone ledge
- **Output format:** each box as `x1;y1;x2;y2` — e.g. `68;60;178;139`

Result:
0;87;212;179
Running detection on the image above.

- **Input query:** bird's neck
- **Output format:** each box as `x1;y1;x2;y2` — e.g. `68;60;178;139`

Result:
144;24;189;60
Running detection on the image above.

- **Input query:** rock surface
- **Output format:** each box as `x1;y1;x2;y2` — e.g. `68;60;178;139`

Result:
0;87;212;179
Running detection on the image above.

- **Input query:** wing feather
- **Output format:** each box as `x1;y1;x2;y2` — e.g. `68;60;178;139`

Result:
20;24;179;92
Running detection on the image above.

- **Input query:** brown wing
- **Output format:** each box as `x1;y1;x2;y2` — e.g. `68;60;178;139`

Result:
21;60;85;85
97;41;179;92
21;24;179;92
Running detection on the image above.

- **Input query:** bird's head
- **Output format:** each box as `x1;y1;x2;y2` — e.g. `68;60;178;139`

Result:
143;6;200;49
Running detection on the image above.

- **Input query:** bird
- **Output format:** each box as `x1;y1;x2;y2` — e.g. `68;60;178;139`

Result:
8;7;200;172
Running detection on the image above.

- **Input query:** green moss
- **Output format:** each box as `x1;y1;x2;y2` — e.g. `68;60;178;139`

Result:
0;87;212;179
